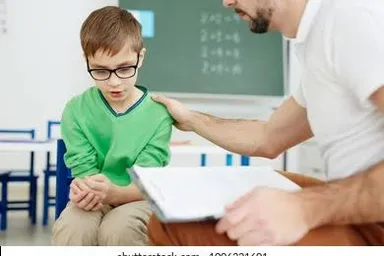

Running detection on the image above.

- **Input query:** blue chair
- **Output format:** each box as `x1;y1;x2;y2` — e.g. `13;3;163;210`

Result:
0;129;38;231
42;120;61;225
0;171;11;231
55;139;72;219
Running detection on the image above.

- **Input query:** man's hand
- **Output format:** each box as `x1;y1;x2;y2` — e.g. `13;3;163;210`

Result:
84;174;114;205
151;95;194;131
215;187;310;245
69;178;102;211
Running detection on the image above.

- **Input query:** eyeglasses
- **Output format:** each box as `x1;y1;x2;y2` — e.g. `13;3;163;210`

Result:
86;53;140;81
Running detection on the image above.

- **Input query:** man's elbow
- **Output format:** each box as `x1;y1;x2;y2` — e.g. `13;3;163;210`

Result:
249;143;280;159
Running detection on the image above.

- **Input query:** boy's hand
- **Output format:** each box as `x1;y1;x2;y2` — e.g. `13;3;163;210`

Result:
69;178;102;211
84;174;113;205
151;95;194;131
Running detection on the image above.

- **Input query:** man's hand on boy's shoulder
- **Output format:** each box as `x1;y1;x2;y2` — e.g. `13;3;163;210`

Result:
151;94;194;131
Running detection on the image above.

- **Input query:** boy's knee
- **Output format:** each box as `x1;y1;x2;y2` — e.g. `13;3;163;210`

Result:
98;216;148;245
51;218;99;245
51;203;103;245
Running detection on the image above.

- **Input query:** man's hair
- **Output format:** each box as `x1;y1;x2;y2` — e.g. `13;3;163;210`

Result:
80;6;143;58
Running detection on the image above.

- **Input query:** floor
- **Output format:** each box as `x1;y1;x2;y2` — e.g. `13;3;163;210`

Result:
0;192;54;246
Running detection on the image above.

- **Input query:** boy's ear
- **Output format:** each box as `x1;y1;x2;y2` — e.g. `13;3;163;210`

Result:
138;48;146;68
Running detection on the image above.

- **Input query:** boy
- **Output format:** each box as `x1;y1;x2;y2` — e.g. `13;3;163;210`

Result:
51;6;173;245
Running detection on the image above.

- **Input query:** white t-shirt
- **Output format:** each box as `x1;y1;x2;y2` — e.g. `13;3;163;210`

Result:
292;0;384;180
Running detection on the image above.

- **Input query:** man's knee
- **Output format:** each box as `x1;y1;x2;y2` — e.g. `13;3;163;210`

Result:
147;214;165;245
98;215;149;245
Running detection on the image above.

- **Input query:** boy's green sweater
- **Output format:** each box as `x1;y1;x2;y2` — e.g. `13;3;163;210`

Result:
61;86;173;186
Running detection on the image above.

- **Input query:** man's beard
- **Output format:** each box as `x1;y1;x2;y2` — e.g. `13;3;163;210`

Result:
250;10;272;34
250;17;270;34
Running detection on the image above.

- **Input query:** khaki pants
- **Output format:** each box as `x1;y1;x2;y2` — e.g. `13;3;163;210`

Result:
52;200;151;245
148;171;384;246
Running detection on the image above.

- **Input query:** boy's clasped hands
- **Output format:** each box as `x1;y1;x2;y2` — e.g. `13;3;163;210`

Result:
69;174;114;211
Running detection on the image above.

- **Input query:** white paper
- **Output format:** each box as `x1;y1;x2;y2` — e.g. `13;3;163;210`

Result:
131;166;301;222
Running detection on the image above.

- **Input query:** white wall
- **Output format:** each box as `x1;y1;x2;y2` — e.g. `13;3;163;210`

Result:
0;0;118;177
0;0;118;136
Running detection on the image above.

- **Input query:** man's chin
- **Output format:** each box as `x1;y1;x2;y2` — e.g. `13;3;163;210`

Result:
249;20;269;34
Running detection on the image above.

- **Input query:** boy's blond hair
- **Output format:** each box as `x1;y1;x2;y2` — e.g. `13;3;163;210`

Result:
80;6;143;57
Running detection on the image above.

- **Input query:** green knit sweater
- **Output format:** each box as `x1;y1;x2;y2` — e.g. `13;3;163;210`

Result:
61;86;172;186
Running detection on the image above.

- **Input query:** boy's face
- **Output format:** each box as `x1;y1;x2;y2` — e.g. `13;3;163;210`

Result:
87;44;145;105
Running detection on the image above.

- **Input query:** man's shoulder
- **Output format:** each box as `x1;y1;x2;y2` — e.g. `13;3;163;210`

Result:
329;0;384;19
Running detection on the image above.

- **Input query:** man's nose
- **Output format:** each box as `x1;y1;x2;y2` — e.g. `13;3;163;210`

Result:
223;0;236;7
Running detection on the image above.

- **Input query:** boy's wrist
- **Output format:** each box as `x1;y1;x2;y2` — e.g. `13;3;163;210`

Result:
105;184;120;206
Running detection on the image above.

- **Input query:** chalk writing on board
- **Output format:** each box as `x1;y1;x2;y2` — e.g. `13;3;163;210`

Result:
200;12;242;76
202;61;243;76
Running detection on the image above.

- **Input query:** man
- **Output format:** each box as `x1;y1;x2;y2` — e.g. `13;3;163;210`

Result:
148;0;384;246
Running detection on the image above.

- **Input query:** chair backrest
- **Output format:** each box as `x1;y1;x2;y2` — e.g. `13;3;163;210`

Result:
47;120;61;140
0;129;36;174
46;120;61;169
55;139;72;219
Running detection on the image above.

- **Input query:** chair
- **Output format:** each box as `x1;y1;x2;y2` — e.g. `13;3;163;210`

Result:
42;120;61;225
0;171;10;231
55;139;72;219
0;129;38;231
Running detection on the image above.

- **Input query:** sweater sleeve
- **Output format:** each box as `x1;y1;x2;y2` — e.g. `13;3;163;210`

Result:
135;116;173;167
61;100;100;178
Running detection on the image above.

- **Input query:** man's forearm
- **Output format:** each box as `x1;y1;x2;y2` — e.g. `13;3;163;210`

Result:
107;184;143;206
187;98;313;158
189;111;272;157
299;162;384;229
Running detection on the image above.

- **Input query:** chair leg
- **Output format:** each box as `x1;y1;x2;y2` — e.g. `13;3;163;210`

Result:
43;172;49;226
1;179;8;231
28;179;32;218
30;177;37;225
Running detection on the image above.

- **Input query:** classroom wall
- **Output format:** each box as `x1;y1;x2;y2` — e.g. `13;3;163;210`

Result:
0;0;118;178
0;0;302;183
0;0;118;135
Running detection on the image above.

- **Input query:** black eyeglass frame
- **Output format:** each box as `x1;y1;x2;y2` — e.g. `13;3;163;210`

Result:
86;53;140;81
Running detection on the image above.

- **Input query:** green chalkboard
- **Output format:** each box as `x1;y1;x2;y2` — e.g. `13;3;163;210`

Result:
119;0;284;97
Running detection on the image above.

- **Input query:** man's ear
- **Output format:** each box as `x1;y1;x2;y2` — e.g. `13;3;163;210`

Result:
138;48;146;68
370;85;384;112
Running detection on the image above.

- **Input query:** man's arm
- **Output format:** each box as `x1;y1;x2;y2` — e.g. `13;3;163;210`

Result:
153;95;313;158
300;86;384;228
301;161;384;228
